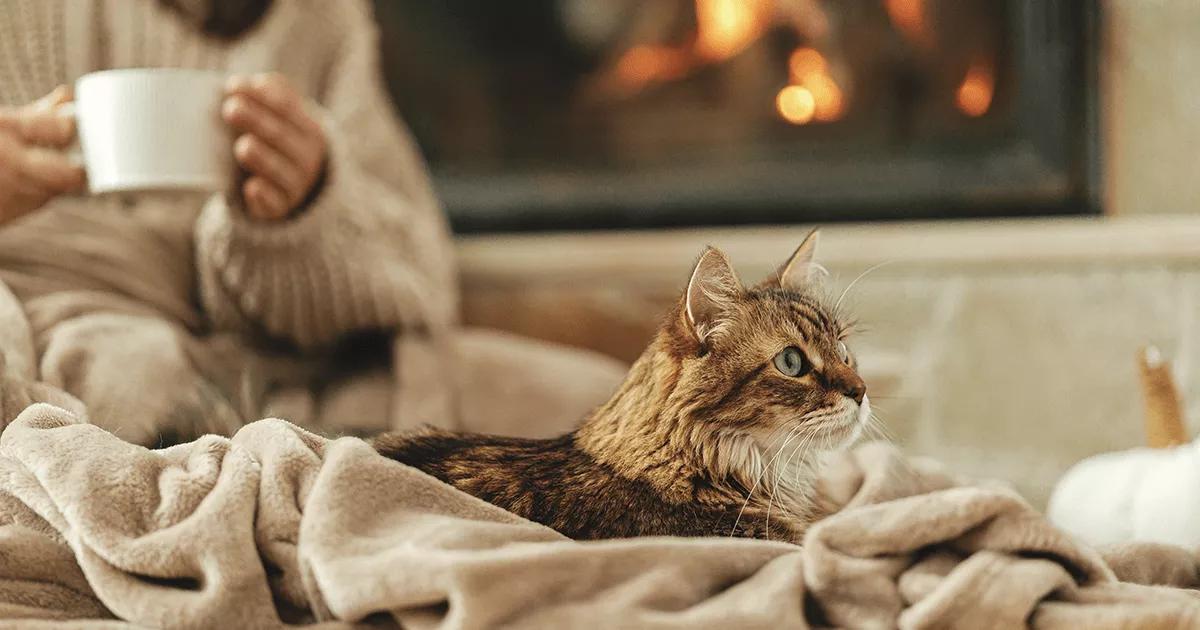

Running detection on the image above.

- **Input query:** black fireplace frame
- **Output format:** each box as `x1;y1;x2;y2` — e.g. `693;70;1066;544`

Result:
375;1;1101;233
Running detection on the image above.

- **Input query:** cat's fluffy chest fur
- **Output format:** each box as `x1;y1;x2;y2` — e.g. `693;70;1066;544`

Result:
372;232;868;543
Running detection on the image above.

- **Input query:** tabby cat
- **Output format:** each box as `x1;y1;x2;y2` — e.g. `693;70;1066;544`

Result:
371;231;869;543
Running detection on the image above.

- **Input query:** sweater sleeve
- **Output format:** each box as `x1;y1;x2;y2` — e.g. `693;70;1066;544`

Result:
194;1;458;349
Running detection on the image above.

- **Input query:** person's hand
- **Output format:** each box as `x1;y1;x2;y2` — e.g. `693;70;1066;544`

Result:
222;73;327;221
0;86;85;226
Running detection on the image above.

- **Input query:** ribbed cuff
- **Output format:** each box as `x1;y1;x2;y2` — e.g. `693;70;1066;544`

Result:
210;184;340;254
195;111;449;348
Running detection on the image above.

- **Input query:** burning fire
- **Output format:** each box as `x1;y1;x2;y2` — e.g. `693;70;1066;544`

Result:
611;0;1008;126
614;45;693;91
788;46;826;79
885;0;996;117
603;0;846;125
608;0;776;95
694;0;773;61
955;59;994;117
883;0;934;50
776;46;844;125
776;85;815;125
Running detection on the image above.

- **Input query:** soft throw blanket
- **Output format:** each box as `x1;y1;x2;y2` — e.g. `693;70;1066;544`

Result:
0;403;1197;629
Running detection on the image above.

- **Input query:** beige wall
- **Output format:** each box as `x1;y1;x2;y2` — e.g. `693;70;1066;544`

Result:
459;217;1200;507
1104;0;1200;215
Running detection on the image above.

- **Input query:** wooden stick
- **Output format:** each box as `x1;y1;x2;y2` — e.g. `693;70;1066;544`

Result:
1138;346;1188;448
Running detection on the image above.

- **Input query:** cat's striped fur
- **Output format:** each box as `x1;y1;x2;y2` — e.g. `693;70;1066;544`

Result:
372;231;869;542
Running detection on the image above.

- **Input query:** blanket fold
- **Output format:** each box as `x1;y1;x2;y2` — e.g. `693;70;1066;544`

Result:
0;403;1197;629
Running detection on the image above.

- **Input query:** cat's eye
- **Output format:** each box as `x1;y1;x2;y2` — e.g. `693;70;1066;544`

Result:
837;341;851;365
773;346;809;377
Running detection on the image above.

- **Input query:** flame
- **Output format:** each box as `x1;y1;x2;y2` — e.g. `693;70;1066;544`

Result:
884;0;933;49
776;85;815;125
614;45;693;92
804;73;844;121
780;47;845;124
601;0;847;122
788;47;827;82
694;0;773;61
955;59;994;117
608;0;775;94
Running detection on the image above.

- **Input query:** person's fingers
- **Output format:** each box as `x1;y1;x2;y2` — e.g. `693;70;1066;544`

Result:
222;95;311;166
14;110;74;147
242;176;289;220
226;73;322;136
29;85;72;112
5;184;52;218
0;132;54;197
234;134;303;204
6;166;54;199
20;145;85;192
0;87;75;147
0;158;54;224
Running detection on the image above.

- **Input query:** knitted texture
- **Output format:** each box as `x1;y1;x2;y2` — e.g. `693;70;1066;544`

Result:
0;0;458;348
0;0;633;446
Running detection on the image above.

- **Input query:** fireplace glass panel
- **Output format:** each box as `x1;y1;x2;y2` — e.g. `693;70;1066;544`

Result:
372;0;1098;231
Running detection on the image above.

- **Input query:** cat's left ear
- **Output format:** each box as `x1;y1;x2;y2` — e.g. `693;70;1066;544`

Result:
760;229;823;290
685;246;743;346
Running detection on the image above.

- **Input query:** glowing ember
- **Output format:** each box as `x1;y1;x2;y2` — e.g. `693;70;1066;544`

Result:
694;0;772;61
956;59;994;117
804;73;844;121
601;0;847;123
776;85;816;125
782;46;845;123
884;0;933;49
607;0;775;94
615;45;692;91
788;47;827;83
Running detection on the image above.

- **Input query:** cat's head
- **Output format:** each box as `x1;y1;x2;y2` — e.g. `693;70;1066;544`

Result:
665;231;868;471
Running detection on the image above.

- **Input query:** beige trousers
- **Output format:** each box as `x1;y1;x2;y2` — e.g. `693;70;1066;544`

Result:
0;278;626;445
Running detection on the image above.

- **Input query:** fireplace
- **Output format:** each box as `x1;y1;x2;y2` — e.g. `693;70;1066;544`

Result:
372;0;1100;232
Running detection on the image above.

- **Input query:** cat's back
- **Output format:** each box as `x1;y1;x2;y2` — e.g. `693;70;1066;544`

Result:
371;428;742;540
371;428;588;504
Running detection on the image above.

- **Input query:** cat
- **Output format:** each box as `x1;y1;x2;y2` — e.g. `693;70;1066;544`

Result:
371;230;869;543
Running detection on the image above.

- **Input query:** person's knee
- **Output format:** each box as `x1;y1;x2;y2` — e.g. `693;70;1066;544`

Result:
38;313;236;444
40;313;186;391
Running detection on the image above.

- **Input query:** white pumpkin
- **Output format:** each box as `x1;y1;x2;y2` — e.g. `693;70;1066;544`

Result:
1047;439;1200;548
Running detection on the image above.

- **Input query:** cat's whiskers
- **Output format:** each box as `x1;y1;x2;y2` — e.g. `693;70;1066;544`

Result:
729;422;807;537
760;425;810;538
867;414;893;443
834;260;897;312
797;425;834;491
765;428;818;537
858;404;894;443
771;406;863;534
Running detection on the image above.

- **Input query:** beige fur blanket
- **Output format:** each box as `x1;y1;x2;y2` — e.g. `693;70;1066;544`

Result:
0;401;1197;629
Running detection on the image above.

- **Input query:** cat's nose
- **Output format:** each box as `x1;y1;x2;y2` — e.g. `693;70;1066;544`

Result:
842;377;866;405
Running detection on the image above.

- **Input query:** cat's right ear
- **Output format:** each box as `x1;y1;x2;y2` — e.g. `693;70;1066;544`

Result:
760;229;823;291
685;246;742;346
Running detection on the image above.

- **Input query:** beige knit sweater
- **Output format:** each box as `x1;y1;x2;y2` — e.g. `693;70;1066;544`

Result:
0;0;465;440
0;0;458;346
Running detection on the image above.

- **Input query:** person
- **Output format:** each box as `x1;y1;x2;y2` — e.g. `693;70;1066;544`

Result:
0;0;626;444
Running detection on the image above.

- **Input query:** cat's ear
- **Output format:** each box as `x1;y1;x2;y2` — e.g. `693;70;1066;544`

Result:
762;229;823;291
685;246;743;345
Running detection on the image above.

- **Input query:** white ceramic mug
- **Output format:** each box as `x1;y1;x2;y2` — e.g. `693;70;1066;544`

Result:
67;68;235;194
